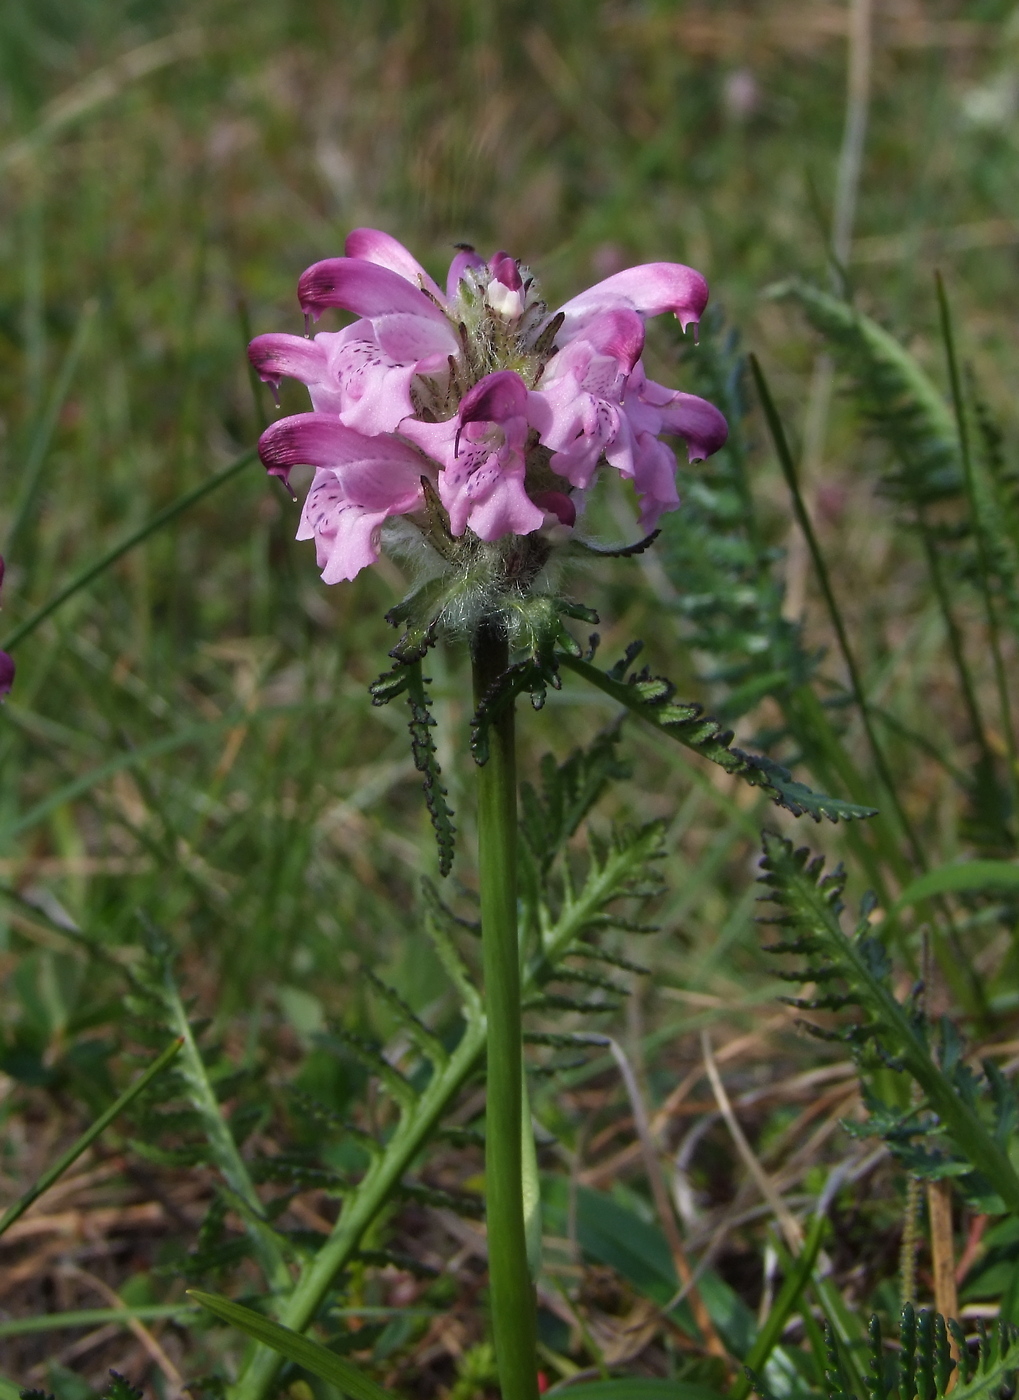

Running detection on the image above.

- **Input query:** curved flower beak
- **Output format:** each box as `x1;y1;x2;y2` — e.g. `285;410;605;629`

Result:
297;258;460;360
258;412;429;491
555;261;709;339
248;333;328;394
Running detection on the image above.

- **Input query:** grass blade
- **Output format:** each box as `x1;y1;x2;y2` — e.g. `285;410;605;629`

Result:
728;1212;828;1400
5;299;97;560
0;1036;183;1238
749;353;923;866
935;273;1019;824
189;1290;394;1400
0;1305;199;1338
1;447;258;654
892;860;1019;911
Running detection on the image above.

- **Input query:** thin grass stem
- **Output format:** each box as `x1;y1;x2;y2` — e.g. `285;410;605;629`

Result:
5;298;97;560
751;354;927;867
1;447;258;654
935;272;1019;828
0;1036;183;1238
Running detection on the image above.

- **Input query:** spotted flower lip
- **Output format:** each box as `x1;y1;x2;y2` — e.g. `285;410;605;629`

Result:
400;371;544;541
249;229;727;583
258;413;430;582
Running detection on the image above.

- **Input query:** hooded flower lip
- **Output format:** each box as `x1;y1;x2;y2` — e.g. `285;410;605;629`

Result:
298;258;460;356
554;261;709;340
249;229;728;581
257;412;429;582
248;334;332;400
344;227;446;302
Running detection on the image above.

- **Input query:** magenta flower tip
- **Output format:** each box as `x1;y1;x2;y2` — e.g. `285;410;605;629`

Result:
0;651;13;698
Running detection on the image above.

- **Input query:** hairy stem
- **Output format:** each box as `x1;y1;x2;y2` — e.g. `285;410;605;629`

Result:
473;616;539;1400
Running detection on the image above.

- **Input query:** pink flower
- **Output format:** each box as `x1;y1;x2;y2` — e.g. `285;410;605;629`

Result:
400;372;544;541
258;415;430;583
530;309;646;490
249;229;727;582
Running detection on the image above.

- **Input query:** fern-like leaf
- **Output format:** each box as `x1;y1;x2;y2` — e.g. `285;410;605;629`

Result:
560;649;877;822
773;280;961;508
758;832;1019;1213
372;660;455;875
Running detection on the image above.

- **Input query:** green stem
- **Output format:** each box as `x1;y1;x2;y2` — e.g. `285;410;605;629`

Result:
473;616;539;1400
230;1015;486;1400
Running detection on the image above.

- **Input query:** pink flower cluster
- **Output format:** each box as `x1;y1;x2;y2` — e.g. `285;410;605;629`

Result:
249;230;727;584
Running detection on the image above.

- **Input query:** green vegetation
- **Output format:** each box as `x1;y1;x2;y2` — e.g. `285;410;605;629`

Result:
4;2;1019;1398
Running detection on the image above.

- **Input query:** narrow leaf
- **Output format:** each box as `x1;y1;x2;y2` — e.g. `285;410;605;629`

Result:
2;448;257;654
188;1291;394;1400
892;861;1019;911
0;1036;183;1239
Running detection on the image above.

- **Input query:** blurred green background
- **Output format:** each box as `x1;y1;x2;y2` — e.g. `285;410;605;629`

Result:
1;0;1019;1388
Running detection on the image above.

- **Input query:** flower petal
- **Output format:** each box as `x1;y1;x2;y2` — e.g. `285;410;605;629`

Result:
441;454;544;541
0;650;13;698
489;251;523;291
532;490;577;528
446;246;486;299
657;391;729;462
459;370;530;426
296;470;393;583
258;412;428;502
556;262;709;338
344;227;445;301
631;433;680;531
578;308;646;372
299;257;447;323
248;333;328;390
327;333;420;434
